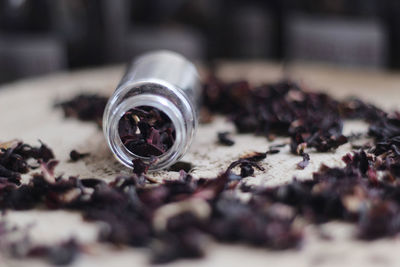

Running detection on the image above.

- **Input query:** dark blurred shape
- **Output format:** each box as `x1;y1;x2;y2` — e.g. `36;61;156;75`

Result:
285;14;387;68
125;26;205;61
101;0;130;63
382;0;400;68
0;35;66;83
0;0;52;32
0;0;400;84
50;0;106;67
223;3;276;59
293;0;379;16
0;0;66;82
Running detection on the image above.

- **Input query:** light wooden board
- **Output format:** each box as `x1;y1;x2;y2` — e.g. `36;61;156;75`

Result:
1;62;400;267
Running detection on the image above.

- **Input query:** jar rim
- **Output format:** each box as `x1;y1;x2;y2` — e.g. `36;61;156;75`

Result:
106;93;187;171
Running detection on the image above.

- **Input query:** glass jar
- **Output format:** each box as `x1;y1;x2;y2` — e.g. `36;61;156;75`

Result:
103;50;200;171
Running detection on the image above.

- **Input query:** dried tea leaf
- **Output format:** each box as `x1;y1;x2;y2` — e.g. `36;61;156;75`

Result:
69;150;90;162
217;132;235;146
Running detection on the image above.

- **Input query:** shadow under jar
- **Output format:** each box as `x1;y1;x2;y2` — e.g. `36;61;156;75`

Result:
103;50;201;171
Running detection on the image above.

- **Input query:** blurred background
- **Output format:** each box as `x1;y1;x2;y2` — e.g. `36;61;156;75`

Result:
0;0;398;83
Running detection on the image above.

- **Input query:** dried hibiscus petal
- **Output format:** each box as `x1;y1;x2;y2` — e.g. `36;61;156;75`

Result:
69;150;90;162
119;106;176;157
217;132;235;146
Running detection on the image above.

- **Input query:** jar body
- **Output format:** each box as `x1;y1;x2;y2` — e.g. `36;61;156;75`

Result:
103;51;200;171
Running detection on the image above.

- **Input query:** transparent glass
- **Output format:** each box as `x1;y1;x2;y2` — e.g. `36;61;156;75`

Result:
103;50;200;171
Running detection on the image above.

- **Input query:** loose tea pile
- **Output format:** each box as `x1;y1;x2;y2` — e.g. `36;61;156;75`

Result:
0;140;54;185
2;76;400;265
203;78;351;155
0;222;80;266
118;106;176;157
55;94;108;127
0;146;298;264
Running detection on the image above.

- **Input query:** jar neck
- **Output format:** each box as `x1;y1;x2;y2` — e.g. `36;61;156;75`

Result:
105;94;188;171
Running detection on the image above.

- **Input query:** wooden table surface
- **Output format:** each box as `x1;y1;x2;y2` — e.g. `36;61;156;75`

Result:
1;62;400;267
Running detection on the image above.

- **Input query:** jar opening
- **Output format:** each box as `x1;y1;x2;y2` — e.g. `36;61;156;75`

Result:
105;93;188;171
118;106;176;158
